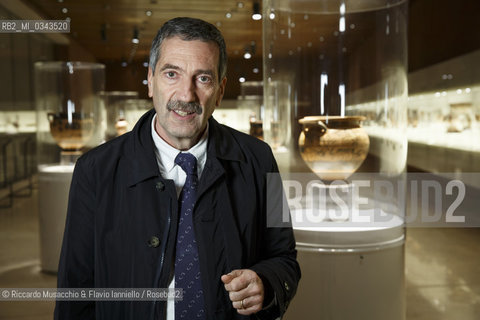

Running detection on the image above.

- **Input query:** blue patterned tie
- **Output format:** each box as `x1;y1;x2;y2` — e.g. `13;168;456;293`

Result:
174;152;205;319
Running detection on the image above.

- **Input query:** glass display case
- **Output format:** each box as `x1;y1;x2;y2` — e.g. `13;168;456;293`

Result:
115;98;153;135
34;61;105;272
35;61;105;166
101;91;139;141
406;87;480;151
404;86;480;177
263;0;408;319
404;48;480;174
237;81;264;139
264;0;408;175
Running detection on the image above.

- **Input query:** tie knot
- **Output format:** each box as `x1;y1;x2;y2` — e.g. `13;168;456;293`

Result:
175;152;197;176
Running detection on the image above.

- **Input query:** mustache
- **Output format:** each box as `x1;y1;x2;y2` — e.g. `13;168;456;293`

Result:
166;100;203;115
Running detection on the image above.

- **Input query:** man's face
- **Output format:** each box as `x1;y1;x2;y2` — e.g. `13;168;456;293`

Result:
148;36;227;150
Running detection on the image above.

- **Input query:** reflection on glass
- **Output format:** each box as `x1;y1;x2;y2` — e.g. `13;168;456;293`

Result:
35;61;105;165
100;91;139;141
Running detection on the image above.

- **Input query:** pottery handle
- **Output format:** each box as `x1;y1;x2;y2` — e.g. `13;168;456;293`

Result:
47;112;55;123
316;120;328;134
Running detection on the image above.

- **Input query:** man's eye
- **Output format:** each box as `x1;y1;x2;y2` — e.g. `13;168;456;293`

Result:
166;71;176;78
198;76;211;83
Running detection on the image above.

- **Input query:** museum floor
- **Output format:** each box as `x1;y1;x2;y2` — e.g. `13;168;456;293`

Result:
0;182;479;320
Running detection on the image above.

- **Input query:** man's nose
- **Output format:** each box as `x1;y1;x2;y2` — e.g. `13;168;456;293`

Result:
177;78;196;102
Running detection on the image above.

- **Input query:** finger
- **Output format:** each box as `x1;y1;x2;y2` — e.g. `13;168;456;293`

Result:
221;269;243;285
233;298;243;310
228;282;262;302
233;297;249;310
220;274;233;285
223;270;248;292
237;306;262;316
228;269;243;278
232;295;262;309
228;286;248;302
234;297;263;315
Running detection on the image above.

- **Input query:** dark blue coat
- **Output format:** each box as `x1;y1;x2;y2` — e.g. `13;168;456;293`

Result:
54;109;300;319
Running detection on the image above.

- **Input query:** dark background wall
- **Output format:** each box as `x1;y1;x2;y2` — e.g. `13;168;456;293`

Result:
408;0;480;72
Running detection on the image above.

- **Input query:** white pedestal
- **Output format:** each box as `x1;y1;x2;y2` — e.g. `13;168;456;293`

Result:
38;165;74;273
284;211;405;320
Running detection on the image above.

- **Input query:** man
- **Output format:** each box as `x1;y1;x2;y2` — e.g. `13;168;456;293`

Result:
55;17;300;320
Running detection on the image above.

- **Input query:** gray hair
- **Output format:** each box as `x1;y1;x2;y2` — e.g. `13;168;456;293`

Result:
149;17;227;82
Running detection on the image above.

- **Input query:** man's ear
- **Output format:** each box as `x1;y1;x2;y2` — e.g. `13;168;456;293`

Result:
215;77;227;107
147;67;154;98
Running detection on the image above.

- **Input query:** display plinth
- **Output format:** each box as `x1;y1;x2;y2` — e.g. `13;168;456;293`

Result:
284;210;404;320
37;165;74;273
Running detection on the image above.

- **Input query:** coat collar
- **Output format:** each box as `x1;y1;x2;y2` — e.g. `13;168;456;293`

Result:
207;116;245;163
126;109;245;187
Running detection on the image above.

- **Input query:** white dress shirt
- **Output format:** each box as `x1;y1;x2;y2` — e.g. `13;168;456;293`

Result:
151;114;208;319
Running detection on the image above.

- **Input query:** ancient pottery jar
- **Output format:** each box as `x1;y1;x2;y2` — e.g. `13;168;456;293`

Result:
298;116;370;181
47;112;94;151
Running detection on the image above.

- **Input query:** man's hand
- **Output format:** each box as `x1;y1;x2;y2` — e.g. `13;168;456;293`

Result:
221;269;264;315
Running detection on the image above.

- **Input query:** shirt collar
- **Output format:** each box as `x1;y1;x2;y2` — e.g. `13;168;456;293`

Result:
151;114;208;175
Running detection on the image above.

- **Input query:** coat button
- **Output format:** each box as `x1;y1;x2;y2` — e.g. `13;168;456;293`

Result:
147;236;160;248
284;281;290;291
155;181;165;191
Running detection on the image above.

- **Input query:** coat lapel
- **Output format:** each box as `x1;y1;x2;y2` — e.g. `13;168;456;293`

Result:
196;117;245;200
125;108;160;187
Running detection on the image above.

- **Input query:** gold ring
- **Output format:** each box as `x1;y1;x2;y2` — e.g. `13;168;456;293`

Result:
241;299;245;309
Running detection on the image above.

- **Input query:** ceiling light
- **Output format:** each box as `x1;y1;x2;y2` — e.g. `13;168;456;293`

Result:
62;7;68;14
339;17;345;32
145;10;152;17
143;62;149;67
244;52;252;59
226;12;232;19
252;2;262;20
239;77;246;83
237;2;244;9
132;27;139;44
